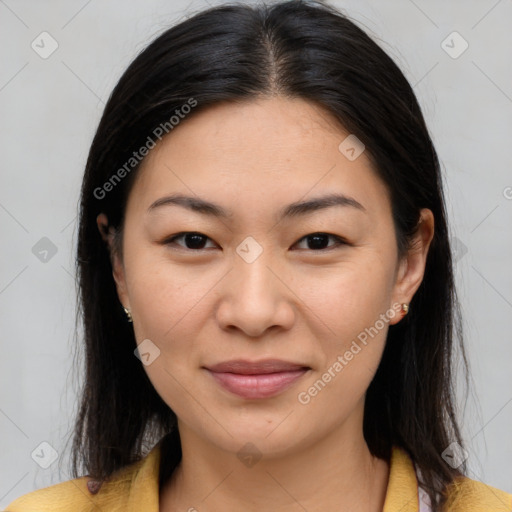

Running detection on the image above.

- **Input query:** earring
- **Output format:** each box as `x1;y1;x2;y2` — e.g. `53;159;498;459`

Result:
123;306;133;323
401;303;409;316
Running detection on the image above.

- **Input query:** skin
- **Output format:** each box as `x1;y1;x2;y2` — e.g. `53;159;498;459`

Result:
97;96;434;512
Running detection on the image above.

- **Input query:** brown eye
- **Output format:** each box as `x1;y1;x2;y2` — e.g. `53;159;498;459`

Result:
293;233;348;251
165;232;217;250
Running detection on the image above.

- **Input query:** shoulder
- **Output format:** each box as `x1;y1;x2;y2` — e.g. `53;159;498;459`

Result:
444;474;512;512
5;476;98;512
4;458;147;512
392;446;511;512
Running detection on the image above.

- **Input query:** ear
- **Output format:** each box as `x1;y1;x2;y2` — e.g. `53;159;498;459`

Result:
388;208;434;325
96;213;130;310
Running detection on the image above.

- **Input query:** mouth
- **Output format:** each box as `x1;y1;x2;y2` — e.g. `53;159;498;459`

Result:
204;359;311;399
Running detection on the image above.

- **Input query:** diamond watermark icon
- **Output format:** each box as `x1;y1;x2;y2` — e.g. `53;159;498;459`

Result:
452;237;468;264
32;237;58;263
31;31;59;59
237;442;262;468
441;31;468;59
236;236;263;264
31;441;59;469
338;134;365;161
134;338;161;366
441;442;469;469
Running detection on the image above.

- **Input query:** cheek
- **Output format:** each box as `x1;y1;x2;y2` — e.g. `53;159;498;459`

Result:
125;246;215;337
299;254;396;333
295;253;396;391
124;256;210;416
295;266;393;416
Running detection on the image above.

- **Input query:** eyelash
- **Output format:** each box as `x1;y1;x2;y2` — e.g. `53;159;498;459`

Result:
163;232;349;252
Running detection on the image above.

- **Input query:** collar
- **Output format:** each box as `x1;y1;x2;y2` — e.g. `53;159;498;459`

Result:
382;445;420;511
124;441;420;511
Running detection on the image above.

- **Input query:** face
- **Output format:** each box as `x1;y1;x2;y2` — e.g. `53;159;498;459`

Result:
98;96;433;458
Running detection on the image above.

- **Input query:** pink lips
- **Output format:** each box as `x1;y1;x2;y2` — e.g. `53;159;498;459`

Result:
204;359;310;399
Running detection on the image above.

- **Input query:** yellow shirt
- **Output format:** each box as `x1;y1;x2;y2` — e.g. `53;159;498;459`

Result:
5;441;511;511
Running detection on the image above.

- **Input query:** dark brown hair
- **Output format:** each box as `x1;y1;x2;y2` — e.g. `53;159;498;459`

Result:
69;1;469;510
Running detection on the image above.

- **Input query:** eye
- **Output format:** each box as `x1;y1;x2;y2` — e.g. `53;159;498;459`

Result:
164;232;217;251
293;232;348;251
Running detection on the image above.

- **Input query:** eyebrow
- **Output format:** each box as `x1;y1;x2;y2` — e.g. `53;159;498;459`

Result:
147;192;366;220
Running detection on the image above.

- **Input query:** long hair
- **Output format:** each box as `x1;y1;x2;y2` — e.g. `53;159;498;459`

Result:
70;2;469;510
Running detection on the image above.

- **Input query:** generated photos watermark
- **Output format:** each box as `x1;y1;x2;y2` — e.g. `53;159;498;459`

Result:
94;97;198;200
297;302;403;405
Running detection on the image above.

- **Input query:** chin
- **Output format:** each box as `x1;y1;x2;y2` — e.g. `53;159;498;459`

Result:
209;419;310;457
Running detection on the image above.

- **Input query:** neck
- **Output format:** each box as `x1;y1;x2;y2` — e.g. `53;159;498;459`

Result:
159;411;390;512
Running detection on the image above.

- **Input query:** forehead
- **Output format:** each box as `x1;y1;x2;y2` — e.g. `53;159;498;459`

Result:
125;96;390;222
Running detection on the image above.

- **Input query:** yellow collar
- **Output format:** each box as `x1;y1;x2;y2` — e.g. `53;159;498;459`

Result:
121;441;421;512
382;445;420;512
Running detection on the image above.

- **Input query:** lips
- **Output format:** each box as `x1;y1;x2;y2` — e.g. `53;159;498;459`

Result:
204;359;310;399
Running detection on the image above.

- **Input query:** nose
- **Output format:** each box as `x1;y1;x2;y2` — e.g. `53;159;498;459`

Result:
215;249;296;338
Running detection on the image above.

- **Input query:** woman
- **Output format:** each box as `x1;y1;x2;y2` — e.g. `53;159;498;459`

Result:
6;1;511;511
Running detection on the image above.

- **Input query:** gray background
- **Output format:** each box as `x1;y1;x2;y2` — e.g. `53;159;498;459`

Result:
1;0;511;506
